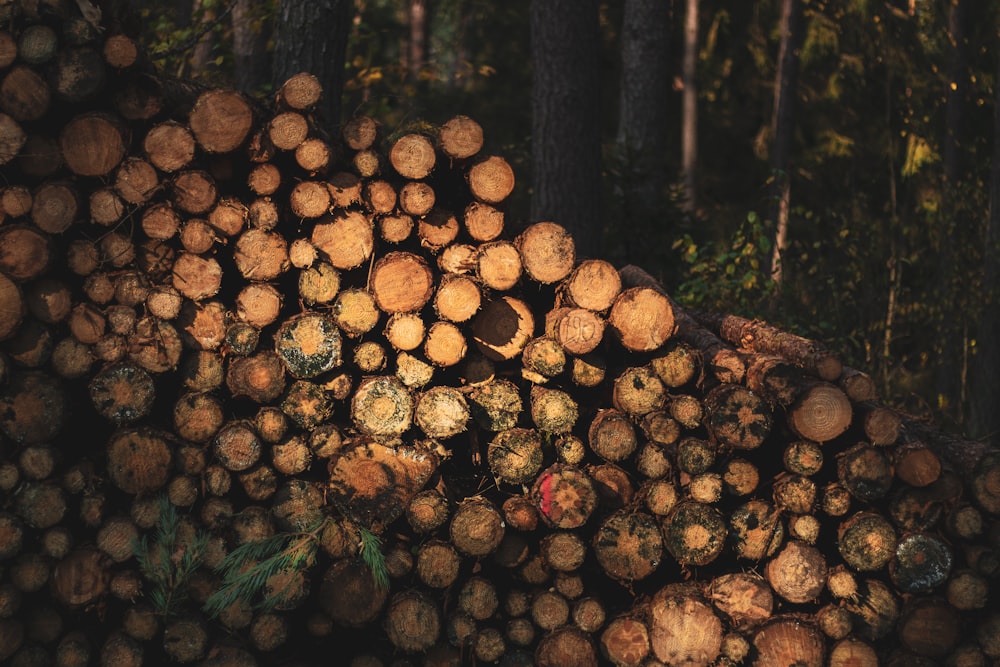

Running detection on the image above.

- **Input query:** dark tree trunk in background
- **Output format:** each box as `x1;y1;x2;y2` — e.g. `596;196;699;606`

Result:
409;0;428;82
969;41;1000;447
935;0;967;427
680;0;697;213
617;0;671;244
232;0;271;95
768;0;804;288
272;0;352;128
530;0;602;259
175;0;194;29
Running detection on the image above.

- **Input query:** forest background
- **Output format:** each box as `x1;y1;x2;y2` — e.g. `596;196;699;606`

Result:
132;0;1000;448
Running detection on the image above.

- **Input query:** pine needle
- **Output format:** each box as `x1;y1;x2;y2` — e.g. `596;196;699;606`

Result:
135;496;208;617
359;526;390;591
204;516;328;618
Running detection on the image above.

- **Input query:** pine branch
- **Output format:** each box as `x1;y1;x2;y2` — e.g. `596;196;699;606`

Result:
204;516;328;618
359;526;390;591
135;496;208;617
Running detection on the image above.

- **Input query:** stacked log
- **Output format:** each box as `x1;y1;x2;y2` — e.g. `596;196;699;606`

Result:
0;3;999;666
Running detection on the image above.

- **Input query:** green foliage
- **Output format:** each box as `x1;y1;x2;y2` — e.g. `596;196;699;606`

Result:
203;515;327;617
135;496;210;617
138;0;253;83
672;212;776;315
358;526;389;592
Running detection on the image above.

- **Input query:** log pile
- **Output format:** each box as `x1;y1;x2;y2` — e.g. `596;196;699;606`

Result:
1;3;999;666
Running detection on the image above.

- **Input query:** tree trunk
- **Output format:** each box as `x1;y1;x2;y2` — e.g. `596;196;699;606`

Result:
271;0;351;128
968;36;1000;447
768;0;804;287
935;0;967;425
681;0;698;212
530;0;602;258
616;0;671;240
232;0;271;95
408;0;427;82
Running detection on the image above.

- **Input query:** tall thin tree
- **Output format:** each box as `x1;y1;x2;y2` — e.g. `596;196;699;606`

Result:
681;0;698;213
968;18;997;445
934;0;967;426
768;0;805;287
408;0;428;82
530;0;603;259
